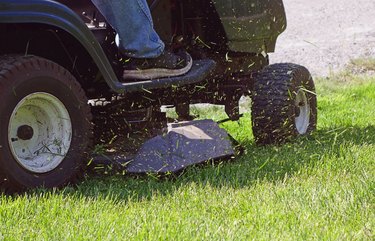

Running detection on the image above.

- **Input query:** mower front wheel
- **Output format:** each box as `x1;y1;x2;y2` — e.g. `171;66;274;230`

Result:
251;63;317;145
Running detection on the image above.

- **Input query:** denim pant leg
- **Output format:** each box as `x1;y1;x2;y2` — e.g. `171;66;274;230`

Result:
91;0;165;58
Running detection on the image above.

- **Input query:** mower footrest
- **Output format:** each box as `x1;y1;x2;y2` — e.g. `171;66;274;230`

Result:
116;59;216;93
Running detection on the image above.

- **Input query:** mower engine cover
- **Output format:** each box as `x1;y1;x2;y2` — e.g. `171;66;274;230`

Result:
213;0;287;53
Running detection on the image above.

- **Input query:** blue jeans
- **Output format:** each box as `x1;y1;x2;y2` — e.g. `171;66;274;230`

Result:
91;0;165;58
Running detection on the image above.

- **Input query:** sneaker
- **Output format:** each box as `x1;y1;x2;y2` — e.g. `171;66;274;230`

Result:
123;51;193;80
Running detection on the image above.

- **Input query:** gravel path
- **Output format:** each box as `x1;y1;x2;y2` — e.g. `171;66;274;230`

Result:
270;0;375;76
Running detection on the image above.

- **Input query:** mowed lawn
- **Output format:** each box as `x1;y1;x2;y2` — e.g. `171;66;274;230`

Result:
0;72;374;240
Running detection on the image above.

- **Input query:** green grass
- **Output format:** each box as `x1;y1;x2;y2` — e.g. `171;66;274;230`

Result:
1;72;374;240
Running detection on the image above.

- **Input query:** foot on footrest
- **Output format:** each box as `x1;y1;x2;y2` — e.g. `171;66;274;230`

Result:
123;51;193;80
119;59;216;92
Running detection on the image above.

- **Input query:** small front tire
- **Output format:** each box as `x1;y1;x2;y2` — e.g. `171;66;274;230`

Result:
251;63;317;145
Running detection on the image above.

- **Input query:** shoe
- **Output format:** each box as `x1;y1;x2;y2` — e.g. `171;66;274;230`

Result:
123;51;193;80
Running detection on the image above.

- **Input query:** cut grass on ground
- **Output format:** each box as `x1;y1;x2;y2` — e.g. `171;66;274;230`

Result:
349;58;375;73
0;72;374;240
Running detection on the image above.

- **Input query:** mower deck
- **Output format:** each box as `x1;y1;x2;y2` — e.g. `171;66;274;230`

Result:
92;119;236;174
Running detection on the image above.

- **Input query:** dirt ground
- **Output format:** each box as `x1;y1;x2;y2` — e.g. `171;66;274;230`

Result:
270;0;375;76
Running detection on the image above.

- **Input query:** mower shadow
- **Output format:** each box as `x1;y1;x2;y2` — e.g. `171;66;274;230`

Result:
34;125;375;201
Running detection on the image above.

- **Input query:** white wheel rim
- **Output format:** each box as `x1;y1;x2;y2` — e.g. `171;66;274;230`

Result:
295;89;310;134
8;92;72;173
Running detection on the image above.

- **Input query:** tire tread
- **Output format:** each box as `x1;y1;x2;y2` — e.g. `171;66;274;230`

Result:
0;55;93;192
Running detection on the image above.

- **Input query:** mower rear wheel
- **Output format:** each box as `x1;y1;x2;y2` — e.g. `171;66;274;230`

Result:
0;55;92;192
251;63;317;145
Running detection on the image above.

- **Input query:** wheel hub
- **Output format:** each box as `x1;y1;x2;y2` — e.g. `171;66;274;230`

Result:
17;125;34;141
8;92;72;173
294;89;311;134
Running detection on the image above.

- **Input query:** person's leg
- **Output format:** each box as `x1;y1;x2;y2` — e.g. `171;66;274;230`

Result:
91;0;164;58
91;0;192;80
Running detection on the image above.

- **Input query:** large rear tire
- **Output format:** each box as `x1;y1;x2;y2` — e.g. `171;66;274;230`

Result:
0;55;92;192
251;63;317;145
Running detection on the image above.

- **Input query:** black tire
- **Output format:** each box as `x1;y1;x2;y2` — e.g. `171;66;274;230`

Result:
0;55;92;192
251;63;317;145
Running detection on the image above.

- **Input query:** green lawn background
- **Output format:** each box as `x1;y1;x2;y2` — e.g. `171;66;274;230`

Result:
0;62;374;240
